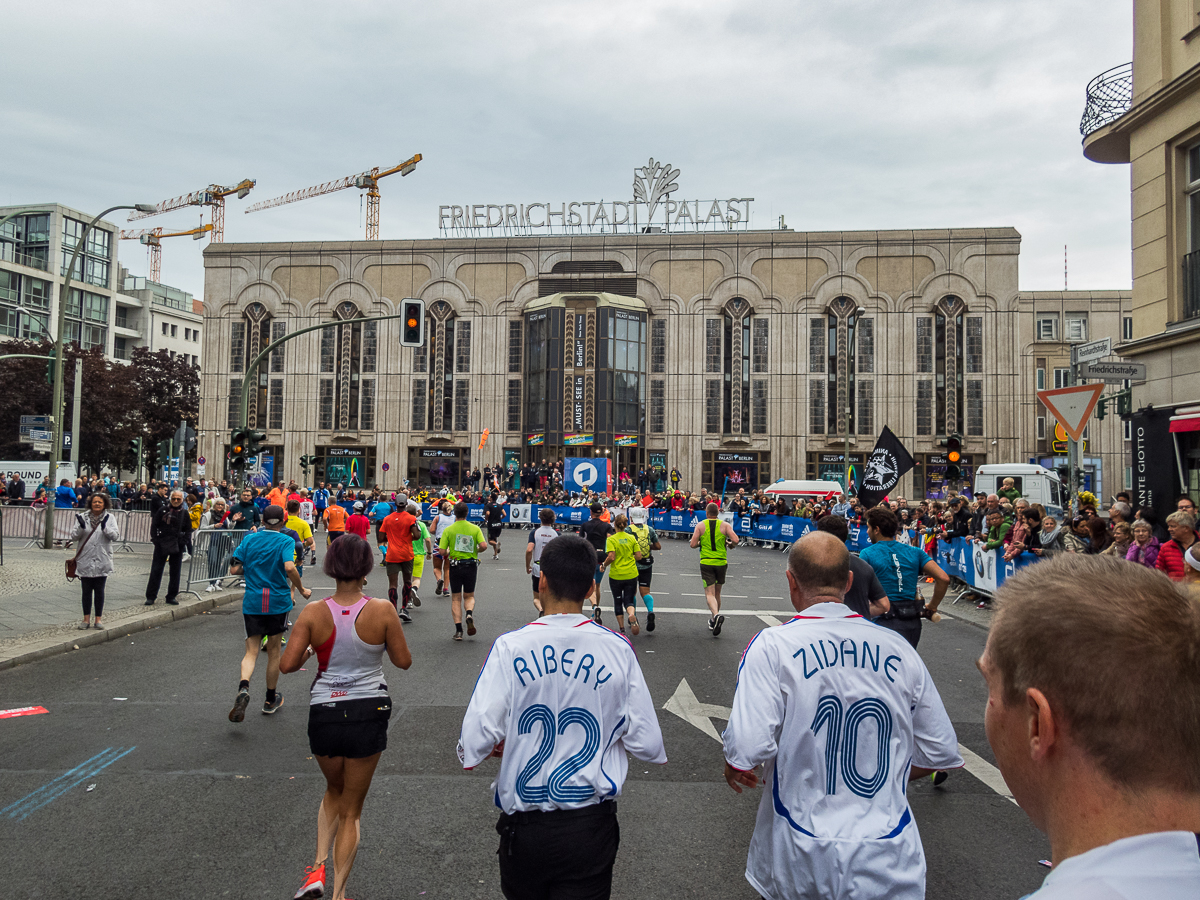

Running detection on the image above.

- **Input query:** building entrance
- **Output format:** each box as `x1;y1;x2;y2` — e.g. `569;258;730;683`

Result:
409;447;471;489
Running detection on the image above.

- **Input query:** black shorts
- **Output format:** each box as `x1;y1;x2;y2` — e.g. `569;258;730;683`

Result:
328;531;344;543
244;612;288;638
488;525;503;540
700;564;727;586
386;559;414;581
636;565;653;587
307;697;392;759
448;560;479;594
531;574;542;594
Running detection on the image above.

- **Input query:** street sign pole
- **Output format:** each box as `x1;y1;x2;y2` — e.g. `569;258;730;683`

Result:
1069;345;1079;515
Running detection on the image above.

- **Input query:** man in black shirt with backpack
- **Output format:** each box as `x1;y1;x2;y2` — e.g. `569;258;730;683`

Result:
576;502;613;625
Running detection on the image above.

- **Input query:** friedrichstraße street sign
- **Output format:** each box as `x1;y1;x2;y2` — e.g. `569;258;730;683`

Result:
1037;384;1104;442
1073;337;1112;364
1081;360;1147;382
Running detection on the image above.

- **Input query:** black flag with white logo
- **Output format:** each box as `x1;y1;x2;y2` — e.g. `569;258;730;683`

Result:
856;425;915;509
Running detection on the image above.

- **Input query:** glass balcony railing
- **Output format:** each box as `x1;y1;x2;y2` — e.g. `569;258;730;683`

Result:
1080;62;1132;137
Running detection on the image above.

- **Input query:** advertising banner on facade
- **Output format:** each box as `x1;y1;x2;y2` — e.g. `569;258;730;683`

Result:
1128;406;1176;525
564;457;611;494
526;434;544;446
564;433;594;446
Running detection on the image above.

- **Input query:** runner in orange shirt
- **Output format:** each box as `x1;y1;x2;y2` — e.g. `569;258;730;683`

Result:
323;503;348;544
378;494;423;621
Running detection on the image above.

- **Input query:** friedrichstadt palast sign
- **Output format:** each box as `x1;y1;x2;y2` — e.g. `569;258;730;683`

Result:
438;158;754;235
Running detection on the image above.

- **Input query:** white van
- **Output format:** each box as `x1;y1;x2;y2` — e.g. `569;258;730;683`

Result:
974;464;1064;519
762;479;844;500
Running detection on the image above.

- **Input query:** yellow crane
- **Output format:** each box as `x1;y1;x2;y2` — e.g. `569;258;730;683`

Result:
119;224;213;282
126;179;255;243
244;154;421;239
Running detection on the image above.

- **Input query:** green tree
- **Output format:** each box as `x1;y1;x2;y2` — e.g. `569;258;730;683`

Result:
131;347;199;475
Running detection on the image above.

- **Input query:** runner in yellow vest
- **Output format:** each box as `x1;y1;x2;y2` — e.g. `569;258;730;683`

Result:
689;502;739;637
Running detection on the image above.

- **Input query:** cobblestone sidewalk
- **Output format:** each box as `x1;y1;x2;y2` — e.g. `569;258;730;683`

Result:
0;545;213;647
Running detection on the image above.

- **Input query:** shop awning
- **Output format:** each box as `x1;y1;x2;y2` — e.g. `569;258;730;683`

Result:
1169;412;1200;433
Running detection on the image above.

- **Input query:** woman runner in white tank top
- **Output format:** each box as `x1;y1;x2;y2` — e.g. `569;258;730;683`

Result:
281;534;411;900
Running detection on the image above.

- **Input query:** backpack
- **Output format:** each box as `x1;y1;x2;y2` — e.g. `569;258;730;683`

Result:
631;523;653;561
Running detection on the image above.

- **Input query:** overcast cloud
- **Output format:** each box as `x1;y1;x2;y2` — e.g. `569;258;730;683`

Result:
1;0;1132;297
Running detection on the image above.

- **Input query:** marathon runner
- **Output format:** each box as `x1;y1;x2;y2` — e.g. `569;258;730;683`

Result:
600;513;643;635
323;501;347;545
227;505;311;722
311;483;329;531
627;505;661;632
407;501;433;605
280;534;411;900
689;502;739;636
437;501;486;641
484;495;504;559
576;502;613;625
458;533;666;900
378;494;422;623
431;499;456;596
524;507;558;615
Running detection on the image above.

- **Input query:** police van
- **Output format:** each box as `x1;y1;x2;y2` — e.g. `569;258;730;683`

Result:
973;464;1064;519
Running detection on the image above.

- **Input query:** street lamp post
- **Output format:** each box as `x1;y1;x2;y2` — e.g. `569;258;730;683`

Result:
844;408;852;497
42;203;154;548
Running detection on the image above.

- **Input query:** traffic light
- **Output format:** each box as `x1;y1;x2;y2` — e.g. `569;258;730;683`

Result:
944;433;963;481
400;298;426;347
245;429;266;458
1117;389;1132;416
45;347;56;385
1097;397;1108;420
128;437;142;462
157;439;173;461
230;428;249;469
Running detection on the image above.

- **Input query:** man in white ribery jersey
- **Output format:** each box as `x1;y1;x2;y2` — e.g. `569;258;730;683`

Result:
459;533;666;900
722;531;962;900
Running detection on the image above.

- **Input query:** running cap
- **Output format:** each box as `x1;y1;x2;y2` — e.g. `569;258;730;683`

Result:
354;501;365;510
628;506;647;523
1186;544;1200;572
263;505;286;525
590;501;603;514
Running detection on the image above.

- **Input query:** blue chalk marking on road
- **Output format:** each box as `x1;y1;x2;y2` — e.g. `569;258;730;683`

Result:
2;746;136;821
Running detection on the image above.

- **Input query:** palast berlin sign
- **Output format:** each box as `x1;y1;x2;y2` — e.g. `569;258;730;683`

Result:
439;158;753;235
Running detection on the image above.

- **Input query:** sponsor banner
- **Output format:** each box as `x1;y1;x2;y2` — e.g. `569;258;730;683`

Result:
526;433;545;446
564;433;594;446
508;504;532;524
564;457;611;493
615;434;638;447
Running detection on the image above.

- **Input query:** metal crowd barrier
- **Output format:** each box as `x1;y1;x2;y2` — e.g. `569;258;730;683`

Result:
185;529;250;590
0;506;160;551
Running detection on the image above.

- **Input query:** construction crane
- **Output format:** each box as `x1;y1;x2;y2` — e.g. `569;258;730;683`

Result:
119;224;213;283
245;154;422;240
127;179;255;243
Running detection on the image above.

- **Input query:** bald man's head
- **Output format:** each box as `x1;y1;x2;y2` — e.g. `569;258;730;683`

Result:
787;531;851;599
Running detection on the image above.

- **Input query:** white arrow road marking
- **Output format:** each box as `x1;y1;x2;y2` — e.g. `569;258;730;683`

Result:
957;743;1017;805
757;615;782;627
662;678;731;743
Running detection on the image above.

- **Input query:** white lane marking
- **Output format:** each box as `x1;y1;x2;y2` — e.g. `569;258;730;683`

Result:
662;678;731;742
681;593;706;597
651;606;797;617
757;615;782;627
957;743;1017;805
741;575;759;579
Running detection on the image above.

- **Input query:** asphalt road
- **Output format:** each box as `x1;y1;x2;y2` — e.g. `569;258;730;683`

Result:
0;534;1049;899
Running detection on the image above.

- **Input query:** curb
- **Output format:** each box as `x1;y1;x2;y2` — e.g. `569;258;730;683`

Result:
0;588;243;672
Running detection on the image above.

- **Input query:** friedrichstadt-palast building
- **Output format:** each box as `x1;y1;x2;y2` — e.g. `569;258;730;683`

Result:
198;160;1132;497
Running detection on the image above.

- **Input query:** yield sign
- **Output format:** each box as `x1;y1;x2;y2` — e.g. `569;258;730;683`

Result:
1037;384;1104;442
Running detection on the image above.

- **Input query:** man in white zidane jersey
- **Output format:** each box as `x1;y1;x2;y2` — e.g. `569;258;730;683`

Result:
524;506;559;615
459;533;667;900
722;531;962;900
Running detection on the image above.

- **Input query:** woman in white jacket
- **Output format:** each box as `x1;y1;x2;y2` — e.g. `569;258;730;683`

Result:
70;493;122;629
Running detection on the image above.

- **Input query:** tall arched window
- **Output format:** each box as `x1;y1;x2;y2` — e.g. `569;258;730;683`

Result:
703;298;767;436
411;300;469;433
318;301;377;432
228;302;280;430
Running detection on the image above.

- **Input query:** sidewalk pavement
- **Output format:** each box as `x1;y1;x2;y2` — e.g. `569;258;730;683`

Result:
0;545;241;671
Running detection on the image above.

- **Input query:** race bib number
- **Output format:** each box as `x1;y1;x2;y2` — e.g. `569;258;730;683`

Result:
454;533;475;554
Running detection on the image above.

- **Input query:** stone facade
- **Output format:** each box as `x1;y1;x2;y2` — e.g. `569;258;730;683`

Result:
199;228;1128;495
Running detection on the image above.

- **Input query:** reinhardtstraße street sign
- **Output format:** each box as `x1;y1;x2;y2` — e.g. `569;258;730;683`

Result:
1072;337;1112;365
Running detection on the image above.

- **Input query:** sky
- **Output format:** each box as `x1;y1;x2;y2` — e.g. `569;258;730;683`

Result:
1;0;1133;298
